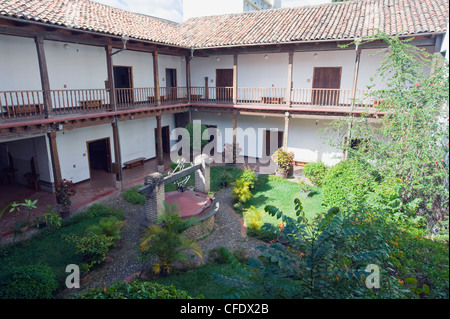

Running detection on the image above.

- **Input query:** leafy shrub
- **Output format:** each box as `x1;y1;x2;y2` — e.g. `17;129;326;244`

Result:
140;212;202;276
122;185;145;206
0;264;57;299
64;233;114;273
243;206;265;231
75;279;197;299
303;161;328;187
86;216;126;242
232;166;257;203
185;122;209;150
218;169;234;187
366;177;403;215
322;159;379;210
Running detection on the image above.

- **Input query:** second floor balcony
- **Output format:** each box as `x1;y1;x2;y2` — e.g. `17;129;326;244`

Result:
0;86;378;122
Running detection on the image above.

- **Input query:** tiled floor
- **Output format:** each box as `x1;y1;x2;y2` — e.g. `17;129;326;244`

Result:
0;152;302;240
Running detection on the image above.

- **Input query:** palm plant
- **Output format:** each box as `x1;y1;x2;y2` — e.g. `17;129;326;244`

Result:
140;203;202;276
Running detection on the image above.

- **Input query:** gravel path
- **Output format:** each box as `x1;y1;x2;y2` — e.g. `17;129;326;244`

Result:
57;186;264;298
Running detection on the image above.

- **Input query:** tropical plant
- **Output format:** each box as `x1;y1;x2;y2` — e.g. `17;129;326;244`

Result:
333;33;449;231
215;199;388;299
271;147;294;174
140;208;202;276
86;216;126;243
8;199;38;230
74;279;198;299
243;206;265;232
42;205;63;228
303;161;328;187
232;178;253;203
55;179;76;206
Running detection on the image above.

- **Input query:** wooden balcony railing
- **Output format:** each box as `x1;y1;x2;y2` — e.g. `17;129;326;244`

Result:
1;87;378;121
1;90;45;119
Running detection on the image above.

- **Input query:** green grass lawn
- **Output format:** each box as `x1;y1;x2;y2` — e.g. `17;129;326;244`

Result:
243;175;325;225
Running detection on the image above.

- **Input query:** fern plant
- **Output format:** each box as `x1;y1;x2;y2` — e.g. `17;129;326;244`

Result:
140;208;202;276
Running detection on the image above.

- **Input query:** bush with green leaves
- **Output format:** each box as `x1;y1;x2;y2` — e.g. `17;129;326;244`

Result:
322;159;379;210
0;264;58;299
122;185;145;206
303;161;328;187
64;233;114;273
86;216;126;242
75;279;198;299
232;166;257;203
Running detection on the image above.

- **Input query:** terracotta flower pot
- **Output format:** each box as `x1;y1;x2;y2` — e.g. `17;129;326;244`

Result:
56;203;71;219
275;171;288;178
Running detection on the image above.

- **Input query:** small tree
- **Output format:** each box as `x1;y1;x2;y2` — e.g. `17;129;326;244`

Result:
329;33;449;231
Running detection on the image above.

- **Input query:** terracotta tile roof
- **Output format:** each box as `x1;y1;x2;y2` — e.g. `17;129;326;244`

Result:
180;0;449;48
0;0;448;49
0;0;185;46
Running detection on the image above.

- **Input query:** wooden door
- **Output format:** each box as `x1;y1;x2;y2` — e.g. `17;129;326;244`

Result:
86;138;112;176
165;68;177;100
216;69;233;102
113;66;133;104
312;67;341;106
204;124;218;156
155;125;171;154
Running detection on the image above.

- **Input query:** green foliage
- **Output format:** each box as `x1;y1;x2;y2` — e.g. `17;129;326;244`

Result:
122;185;146;206
303;161;328;187
43;205;63;228
232;166;257;203
0;264;57;299
140;211;202;276
271;147;294;173
243;206;265;232
86;216;125;242
185;122;209;150
64;233;114;273
75;279;197;299
333;33;449;230
322;159;379;210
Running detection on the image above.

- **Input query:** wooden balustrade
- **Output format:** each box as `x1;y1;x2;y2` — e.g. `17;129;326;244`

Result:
1;87;378;121
1;90;44;119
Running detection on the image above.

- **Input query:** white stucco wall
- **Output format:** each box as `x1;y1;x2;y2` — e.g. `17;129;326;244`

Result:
190;55;234;87
112;49;155;88
158;54;187;87
239;53;289;88
45;40;108;90
0;34;41;91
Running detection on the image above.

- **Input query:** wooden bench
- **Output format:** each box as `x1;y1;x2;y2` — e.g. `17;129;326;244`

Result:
6;104;44;117
81;100;102;109
261;97;284;104
123;157;145;169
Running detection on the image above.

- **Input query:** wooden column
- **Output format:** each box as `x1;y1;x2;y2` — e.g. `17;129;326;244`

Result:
283;112;290;149
34;36;52;118
286;51;294;107
47;131;62;188
156;114;164;172
232;111;238;163
152;51;161;106
350;43;362;107
232;53;238;105
111;119;123;190
205;77;209;101
185;56;191;103
105;45;116;111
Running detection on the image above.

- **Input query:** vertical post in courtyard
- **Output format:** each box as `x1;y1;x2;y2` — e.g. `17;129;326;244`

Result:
153;51;161;106
156;113;164;173
47;131;62;191
111;120;123;190
185;55;191;103
283;112;290;149
34;36;52;118
105;44;116;111
232;110;238;164
286;51;294;107
233;52;238;105
346;41;361;160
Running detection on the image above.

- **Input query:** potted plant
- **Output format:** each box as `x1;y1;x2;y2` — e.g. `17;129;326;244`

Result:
55;179;76;219
271;148;294;178
298;180;312;197
9;199;38;234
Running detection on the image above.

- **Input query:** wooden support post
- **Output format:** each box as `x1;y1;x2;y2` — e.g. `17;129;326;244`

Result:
185;55;191;103
283;112;290;149
47;131;62;189
232;53;238;105
351;43;362;107
232;111;238;163
35;36;52;118
156;114;164;172
205;77;209;101
105;45;116;111
111;119;123;190
152;51;161;106
286;51;294;107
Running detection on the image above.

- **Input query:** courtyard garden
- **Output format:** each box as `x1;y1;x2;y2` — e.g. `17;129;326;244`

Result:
0;34;448;300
